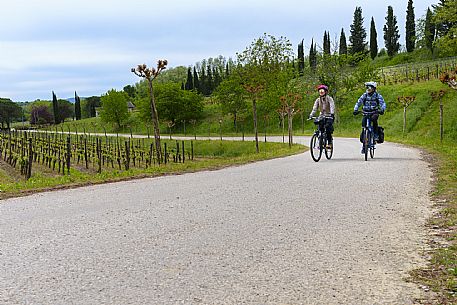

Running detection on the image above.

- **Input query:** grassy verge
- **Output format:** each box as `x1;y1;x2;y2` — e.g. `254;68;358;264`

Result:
0;139;305;200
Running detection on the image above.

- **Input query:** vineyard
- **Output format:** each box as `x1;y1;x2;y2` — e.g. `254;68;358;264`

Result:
0;130;194;180
380;57;457;85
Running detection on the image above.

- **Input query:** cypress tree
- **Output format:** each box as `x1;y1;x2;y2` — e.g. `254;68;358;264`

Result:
370;17;378;59
298;39;305;76
213;67;222;89
193;67;200;93
383;5;400;57
225;63;230;78
74;91;81;120
200;68;207;96
309;39;317;72
424;7;436;54
339;28;348;55
185;67;193;90
52;91;60;124
206;65;213;95
323;31;331;55
406;0;416;52
349;7;367;55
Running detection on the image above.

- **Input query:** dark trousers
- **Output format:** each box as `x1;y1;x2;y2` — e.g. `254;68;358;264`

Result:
362;114;379;135
318;118;334;143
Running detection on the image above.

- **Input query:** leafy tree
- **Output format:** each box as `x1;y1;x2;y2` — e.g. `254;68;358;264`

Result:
237;33;293;153
383;6;400;57
155;66;187;84
339;28;348;55
123;85;136;98
349;7;367;55
83;96;101;118
433;0;455;38
298;39;305;76
58;99;74;122
30;102;53;125
213;73;247;131
74;92;82;120
99;89;129;129
136;83;203;125
433;0;457;56
370;17;378;59
0;99;22;129
406;0;416;52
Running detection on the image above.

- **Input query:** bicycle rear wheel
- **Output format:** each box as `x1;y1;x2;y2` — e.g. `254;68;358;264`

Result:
364;129;369;161
310;133;322;162
324;138;333;160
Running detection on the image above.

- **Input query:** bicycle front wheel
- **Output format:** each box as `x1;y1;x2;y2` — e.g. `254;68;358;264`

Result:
310;133;322;162
364;129;369;161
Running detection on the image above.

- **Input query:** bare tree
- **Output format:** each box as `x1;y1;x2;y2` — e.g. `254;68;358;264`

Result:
131;60;168;162
431;90;446;142
280;93;301;147
397;96;416;134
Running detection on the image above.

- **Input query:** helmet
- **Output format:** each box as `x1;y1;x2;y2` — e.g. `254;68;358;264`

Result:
364;81;377;89
317;84;328;92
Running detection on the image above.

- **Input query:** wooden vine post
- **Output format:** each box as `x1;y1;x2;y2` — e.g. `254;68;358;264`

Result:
26;138;33;180
397;96;416;134
431;90;446;142
131;60;167;163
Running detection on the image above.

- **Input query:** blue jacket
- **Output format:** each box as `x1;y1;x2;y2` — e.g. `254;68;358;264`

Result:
354;91;386;112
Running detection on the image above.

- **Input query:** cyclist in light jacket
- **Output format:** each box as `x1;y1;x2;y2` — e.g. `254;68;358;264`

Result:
309;84;335;148
353;81;386;142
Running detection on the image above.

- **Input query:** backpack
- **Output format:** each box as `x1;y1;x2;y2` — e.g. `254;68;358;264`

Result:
377;126;385;143
362;92;380;106
359;126;385;143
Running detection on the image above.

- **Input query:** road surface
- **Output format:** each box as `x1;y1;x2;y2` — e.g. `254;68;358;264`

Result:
0;136;433;304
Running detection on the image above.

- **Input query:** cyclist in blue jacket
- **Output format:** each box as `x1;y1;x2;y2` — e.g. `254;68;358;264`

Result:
353;81;386;145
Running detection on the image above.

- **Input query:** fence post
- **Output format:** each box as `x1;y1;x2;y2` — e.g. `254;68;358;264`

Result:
66;136;71;174
26;138;33;180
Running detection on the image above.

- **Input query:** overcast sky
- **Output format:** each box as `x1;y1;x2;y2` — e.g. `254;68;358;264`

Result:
0;0;434;102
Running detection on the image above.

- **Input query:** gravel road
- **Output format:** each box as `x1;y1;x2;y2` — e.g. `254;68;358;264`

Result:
0;136;433;304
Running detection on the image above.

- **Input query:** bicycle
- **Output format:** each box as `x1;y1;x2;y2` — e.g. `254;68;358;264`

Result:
355;110;377;161
308;115;333;162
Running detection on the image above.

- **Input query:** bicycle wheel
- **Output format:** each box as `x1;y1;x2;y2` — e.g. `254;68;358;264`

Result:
363;129;369;161
369;135;375;159
324;138;333;160
310;133;322;162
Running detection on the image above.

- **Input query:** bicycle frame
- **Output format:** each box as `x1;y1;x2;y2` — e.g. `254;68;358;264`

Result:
362;111;376;160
